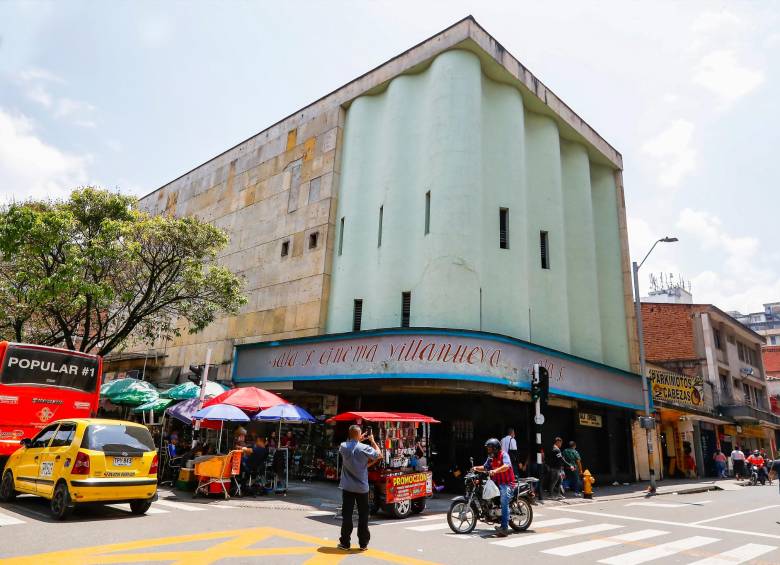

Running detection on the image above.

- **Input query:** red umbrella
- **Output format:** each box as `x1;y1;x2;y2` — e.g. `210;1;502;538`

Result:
202;387;287;413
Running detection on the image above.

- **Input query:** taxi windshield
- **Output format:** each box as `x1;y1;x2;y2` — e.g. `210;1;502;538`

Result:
82;424;155;455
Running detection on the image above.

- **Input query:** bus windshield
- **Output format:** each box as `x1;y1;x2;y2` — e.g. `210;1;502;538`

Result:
0;344;100;392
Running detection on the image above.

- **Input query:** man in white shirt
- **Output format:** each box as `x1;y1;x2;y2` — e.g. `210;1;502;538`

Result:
500;428;519;475
730;446;746;480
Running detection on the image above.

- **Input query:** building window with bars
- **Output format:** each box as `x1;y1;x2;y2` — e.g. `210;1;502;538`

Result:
540;231;549;269
401;291;411;328
338;217;345;255
353;299;363;332
499;208;509;249
424;191;431;235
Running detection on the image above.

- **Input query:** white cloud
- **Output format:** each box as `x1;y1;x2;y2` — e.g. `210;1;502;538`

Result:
691;10;745;35
0;108;90;202
641;119;696;189
675;208;775;312
692;49;765;105
17;68;98;128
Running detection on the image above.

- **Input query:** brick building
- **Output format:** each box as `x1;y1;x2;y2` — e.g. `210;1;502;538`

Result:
642;302;778;476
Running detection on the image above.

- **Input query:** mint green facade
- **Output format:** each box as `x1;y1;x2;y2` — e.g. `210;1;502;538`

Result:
327;49;630;371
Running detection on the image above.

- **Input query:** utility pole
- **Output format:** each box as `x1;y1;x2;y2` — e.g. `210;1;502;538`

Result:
192;348;212;432
632;236;678;494
532;364;548;499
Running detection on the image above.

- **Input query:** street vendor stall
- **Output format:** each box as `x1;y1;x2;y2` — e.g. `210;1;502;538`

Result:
328;411;438;518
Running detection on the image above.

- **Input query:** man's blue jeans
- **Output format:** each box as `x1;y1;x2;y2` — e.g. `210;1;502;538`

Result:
498;483;511;529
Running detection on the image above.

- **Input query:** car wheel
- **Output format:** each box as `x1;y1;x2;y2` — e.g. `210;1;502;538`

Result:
0;471;16;502
411;498;426;514
129;499;153;515
387;499;412;519
50;482;73;520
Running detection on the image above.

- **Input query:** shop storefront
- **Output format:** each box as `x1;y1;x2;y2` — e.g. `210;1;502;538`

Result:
232;328;645;484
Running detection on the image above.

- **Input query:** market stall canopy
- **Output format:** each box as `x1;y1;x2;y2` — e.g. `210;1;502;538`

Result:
203;387;286;413
132;397;173;414
253;404;317;423
327;412;440;424
166;398;202;424
100;378;159;406
193;403;250;422
164;381;228;400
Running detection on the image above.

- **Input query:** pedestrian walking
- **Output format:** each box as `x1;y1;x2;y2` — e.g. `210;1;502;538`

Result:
501;428;520;476
337;424;381;551
562;441;583;496
713;449;728;479
731;446;746;480
546;437;565;499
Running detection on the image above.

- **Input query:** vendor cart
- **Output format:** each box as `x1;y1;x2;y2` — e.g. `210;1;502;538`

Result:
328;411;438;519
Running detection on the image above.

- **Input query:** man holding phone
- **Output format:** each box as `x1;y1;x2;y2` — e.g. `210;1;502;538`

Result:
337;424;382;551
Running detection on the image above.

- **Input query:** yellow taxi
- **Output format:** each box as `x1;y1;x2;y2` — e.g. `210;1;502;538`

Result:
0;418;158;519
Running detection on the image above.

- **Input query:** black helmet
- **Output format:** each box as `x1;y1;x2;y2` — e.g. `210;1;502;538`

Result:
485;438;501;451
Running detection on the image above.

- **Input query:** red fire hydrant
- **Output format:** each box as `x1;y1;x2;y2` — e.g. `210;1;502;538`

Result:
582;469;595;499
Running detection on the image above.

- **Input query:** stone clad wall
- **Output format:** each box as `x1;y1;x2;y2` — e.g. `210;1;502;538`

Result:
136;107;344;382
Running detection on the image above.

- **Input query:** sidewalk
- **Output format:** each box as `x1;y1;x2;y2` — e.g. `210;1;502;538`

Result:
160;476;735;513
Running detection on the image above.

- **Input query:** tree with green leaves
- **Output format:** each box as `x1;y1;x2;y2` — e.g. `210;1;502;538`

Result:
0;187;246;356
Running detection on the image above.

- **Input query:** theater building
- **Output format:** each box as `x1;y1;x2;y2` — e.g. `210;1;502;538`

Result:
131;17;646;483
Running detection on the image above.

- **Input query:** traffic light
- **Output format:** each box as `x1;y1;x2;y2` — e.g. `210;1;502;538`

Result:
531;365;550;403
187;364;203;384
538;366;549;403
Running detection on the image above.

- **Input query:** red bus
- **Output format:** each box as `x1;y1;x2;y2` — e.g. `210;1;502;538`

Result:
0;342;102;465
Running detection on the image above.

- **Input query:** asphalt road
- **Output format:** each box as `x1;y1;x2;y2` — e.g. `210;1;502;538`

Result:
2;483;780;564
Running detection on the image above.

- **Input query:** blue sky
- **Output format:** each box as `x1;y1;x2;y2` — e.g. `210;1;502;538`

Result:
1;1;777;313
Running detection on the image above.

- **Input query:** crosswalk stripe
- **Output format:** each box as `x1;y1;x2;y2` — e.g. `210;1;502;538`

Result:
203;504;238;509
598;536;719;565
626;502;690;508
542;529;668;556
0;510;25;526
153;499;205;512
687;543;777;565
406;522;452;532
531;518;581;528
106;504;169;515
492;523;622;548
378;515;444;527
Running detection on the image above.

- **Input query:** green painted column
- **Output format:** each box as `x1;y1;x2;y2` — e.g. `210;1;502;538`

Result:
561;140;603;362
524;112;570;352
479;77;529;339
591;164;630;370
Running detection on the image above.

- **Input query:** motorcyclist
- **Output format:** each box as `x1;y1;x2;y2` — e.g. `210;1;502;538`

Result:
746;450;767;483
472;438;516;537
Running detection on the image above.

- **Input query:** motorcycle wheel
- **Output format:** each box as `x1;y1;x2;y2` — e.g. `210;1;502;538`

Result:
750;475;757;486
509;497;533;531
447;500;477;534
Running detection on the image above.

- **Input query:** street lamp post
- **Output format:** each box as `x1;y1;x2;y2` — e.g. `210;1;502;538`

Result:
632;236;678;494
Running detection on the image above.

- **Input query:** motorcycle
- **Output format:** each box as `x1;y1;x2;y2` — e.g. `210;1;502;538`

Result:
447;458;534;534
747;464;767;486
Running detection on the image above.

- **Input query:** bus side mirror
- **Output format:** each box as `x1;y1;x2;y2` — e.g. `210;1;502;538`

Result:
20;438;31;448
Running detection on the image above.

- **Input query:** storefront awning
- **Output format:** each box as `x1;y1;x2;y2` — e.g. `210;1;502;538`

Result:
327;411;440;424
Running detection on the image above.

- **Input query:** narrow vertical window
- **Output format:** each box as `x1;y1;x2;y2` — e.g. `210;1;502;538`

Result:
540;231;549;269
308;232;319;249
378;206;383;247
353;299;363;332
424;191;431;235
499;208;509;249
401;291;411;328
281;240;290;257
338;217;345;255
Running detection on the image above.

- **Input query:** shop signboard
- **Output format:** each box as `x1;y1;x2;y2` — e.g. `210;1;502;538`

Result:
578;412;602;428
648;368;704;409
385;471;432;503
234;329;645;410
